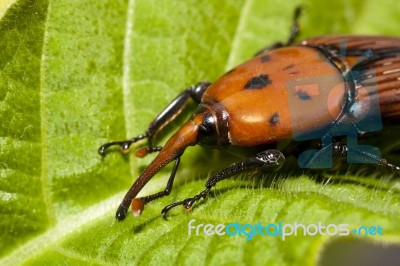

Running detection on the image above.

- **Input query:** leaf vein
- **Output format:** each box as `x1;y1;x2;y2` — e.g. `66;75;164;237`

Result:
225;0;253;70
39;0;55;225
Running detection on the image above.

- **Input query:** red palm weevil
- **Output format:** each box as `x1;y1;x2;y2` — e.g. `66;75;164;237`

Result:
99;8;400;221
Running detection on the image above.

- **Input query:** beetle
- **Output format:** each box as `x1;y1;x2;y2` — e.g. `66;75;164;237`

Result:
99;8;400;221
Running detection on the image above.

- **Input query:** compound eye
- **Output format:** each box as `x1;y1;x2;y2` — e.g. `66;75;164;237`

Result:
202;114;216;133
197;113;218;147
199;123;212;136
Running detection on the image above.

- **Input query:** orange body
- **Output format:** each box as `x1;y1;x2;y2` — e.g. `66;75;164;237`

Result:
108;35;400;220
203;46;346;146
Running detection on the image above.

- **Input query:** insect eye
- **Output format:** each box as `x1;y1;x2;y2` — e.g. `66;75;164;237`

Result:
197;113;218;147
200;114;215;135
199;124;209;135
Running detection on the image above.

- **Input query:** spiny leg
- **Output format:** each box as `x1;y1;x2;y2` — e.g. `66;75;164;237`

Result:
161;149;285;219
98;133;148;156
98;81;211;157
285;6;302;46
379;158;400;173
331;142;400;174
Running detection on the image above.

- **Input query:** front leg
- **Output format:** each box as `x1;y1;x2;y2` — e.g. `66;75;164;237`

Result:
98;81;211;156
161;149;285;219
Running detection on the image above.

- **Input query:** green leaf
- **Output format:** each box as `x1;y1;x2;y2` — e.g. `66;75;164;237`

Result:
1;0;400;265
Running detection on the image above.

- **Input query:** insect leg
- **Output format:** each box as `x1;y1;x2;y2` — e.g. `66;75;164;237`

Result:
161;150;285;219
379;159;400;173
254;6;302;56
119;156;181;218
332;142;400;174
285;6;302;46
98;81;211;156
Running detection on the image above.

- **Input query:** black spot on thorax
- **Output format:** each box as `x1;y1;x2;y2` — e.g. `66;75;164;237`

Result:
244;74;272;89
269;112;280;125
282;64;295;70
260;55;271;63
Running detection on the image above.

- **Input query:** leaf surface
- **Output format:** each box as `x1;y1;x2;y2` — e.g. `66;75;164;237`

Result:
1;0;400;265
